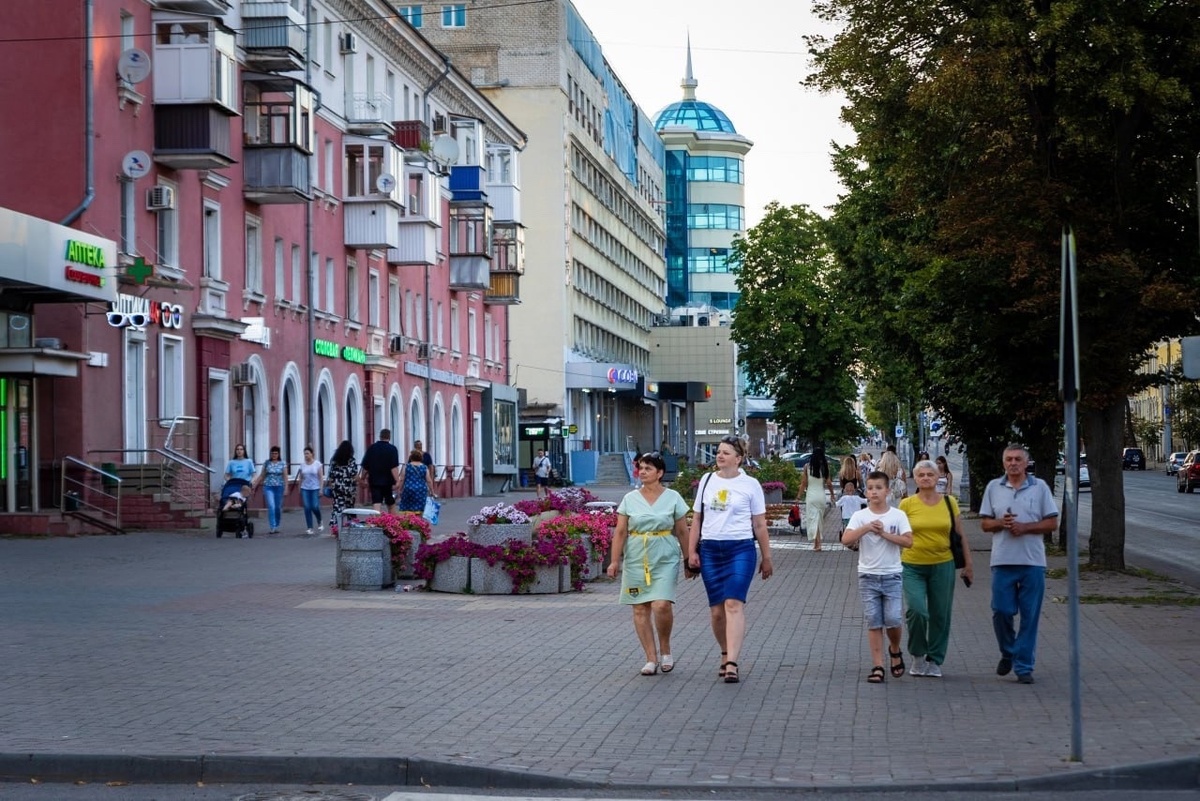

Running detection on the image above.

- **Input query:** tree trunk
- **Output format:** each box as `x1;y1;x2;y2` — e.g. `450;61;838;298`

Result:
1083;399;1126;570
963;436;1004;513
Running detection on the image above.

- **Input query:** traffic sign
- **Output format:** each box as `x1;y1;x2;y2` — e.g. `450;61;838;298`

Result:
895;425;905;438
568;424;578;434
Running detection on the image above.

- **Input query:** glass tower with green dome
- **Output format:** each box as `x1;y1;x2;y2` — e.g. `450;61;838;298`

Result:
654;40;753;310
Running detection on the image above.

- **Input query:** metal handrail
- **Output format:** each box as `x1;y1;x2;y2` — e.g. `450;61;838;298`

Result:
87;447;213;512
61;456;122;531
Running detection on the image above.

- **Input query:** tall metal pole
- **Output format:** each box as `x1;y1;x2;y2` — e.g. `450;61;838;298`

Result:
1060;226;1083;762
303;0;315;450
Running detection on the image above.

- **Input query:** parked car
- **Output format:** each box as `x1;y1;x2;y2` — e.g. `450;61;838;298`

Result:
1177;451;1200;493
1078;455;1090;489
780;451;837;474
1122;447;1146;471
1056;452;1065;474
1166;452;1187;475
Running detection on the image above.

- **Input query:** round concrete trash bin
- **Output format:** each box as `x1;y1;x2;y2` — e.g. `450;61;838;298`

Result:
585;501;616;512
336;509;391;591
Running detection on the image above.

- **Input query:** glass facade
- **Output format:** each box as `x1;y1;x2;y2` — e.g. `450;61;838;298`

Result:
688;247;731;273
687;156;743;184
664;151;690;307
653;100;738;134
687;204;743;230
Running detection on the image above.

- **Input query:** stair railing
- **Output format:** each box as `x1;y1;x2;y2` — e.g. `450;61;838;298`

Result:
60;456;123;532
87;447;213;514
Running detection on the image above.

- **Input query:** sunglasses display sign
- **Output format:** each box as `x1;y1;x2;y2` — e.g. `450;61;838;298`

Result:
106;293;185;330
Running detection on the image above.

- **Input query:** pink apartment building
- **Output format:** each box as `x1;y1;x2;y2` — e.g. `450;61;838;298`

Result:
0;0;526;531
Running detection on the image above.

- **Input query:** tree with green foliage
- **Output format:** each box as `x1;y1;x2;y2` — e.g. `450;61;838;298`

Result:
810;0;1200;569
730;203;863;448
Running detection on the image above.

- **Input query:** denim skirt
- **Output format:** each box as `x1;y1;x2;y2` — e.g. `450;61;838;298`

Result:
700;537;758;606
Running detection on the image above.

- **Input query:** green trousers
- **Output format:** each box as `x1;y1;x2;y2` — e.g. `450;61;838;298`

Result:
903;560;957;665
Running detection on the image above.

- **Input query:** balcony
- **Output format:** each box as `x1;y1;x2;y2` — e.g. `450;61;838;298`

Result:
393;119;430;151
347;92;393;136
344;202;402;250
154;105;234;169
449;201;492;291
388;222;438;266
244;147;310;204
492;222;525;275
241;2;306;73
484;271;521;305
449;165;487;202
155;0;230;14
487;183;521;223
153;16;237;113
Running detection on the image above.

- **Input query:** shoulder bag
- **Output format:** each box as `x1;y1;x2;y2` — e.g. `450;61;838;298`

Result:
945;495;966;569
686;473;712;577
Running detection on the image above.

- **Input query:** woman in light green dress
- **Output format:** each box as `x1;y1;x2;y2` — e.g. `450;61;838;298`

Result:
607;452;691;676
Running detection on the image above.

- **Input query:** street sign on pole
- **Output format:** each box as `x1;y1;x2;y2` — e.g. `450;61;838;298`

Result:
1060;225;1083;762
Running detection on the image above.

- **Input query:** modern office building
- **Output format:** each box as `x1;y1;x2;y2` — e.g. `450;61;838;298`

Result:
0;0;527;530
650;42;758;459
420;0;674;480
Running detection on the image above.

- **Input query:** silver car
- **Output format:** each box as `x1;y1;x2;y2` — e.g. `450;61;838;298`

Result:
1167;452;1187;476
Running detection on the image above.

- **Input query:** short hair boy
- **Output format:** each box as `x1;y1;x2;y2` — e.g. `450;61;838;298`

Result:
842;470;913;683
835;479;867;530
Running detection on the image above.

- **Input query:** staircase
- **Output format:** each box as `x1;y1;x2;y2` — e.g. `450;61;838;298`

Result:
596;453;632;485
105;458;215;531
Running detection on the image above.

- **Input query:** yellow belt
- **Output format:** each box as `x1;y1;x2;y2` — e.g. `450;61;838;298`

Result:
632;530;673;586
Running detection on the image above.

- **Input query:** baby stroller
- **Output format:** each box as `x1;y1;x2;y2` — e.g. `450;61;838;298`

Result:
216;478;254;539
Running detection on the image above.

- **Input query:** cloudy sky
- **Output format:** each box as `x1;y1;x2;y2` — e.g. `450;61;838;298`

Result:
570;0;851;225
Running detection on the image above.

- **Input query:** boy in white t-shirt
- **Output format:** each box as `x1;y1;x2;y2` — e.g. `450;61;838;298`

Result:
842;470;913;683
835;479;867;531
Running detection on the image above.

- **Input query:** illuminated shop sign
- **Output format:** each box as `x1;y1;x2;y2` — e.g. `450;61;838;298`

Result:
63;239;108;288
106;294;183;330
313;338;367;365
607;367;638;384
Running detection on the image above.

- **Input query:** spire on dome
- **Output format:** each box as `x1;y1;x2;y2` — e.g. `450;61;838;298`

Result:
681;33;698;101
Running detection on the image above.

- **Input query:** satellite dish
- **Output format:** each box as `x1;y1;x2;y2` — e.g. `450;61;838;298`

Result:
117;48;152;84
122;150;152;180
430;134;459;166
375;173;396;194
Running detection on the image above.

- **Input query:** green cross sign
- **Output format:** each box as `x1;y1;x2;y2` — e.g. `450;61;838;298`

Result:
126;256;154;285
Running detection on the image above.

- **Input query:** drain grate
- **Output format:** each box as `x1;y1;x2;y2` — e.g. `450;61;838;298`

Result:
235;791;377;801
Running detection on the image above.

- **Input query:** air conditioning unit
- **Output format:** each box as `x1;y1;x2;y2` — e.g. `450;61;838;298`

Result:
432;113;448;134
232;362;254;386
389;334;404;354
146;186;175;211
339;32;358;54
417;342;431;360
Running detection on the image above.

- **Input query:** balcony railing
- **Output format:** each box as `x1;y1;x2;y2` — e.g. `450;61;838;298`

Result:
347;92;393;135
484;271;520;305
243;147;310;204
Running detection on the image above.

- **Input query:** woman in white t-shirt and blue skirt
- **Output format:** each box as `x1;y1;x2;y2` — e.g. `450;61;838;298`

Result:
686;436;774;684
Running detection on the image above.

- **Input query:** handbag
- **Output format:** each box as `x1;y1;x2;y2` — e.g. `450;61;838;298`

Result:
945;495;966;569
422;496;441;526
685;473;712;577
322;485;334;499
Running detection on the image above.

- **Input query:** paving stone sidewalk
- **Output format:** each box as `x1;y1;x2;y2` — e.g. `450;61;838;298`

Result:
1;486;1198;790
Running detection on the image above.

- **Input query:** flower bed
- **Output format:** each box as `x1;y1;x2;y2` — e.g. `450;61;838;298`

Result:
375;512;431;579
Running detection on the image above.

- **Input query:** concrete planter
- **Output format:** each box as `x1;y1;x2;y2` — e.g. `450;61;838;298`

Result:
763;488;784;505
429;555;472;593
392;532;420;579
336;526;393;591
580;534;606;581
468;559;559;594
468;522;534;547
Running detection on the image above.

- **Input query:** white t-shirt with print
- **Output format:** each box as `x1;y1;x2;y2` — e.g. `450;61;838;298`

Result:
692;472;766;541
846;506;911;575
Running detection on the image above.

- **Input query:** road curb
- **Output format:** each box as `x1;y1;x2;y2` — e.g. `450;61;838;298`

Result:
1;752;1197;791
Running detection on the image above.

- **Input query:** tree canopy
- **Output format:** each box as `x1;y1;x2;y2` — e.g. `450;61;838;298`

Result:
730;203;863;447
807;0;1200;568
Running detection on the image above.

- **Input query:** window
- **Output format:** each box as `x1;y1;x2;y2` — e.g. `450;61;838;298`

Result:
388;278;400;334
120;12;135;51
368;270;380;327
405;290;414;337
120;179;135;255
157;185;178;269
686;203;744;230
346;260;360;321
344;140;388;197
467;308;477;356
160;335;184;421
323;139;334;193
435;301;443;348
290;245;301;302
310;251;320;310
441;4;466;28
202;201;221;279
245;215;262;292
483;312;492;360
415;293;423;339
398;5;423;27
274;238;284;298
322;16;333;69
325;258;336;314
386;70;396;121
450;301;460;352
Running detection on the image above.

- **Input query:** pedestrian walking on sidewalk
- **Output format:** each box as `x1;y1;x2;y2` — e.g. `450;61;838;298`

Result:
607;452;690;676
900;460;974;678
979;443;1058;684
878;451;906;507
291;445;324;535
360;429;401;513
685;435;774;684
326;440;358;535
398;448;437;514
800;446;836;551
842;471;913;683
251;445;287;535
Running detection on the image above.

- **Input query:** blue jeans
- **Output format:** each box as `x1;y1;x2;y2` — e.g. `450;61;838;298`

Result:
991;564;1046;676
263;485;283;531
300;488;323;529
858;572;903;629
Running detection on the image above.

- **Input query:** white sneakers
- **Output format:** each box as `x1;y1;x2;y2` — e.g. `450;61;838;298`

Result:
924;659;942;678
306;528;313;535
910;658;927;677
318;524;324;532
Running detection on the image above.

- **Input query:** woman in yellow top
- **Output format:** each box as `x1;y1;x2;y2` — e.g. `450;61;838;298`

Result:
607;452;690;676
898;459;974;677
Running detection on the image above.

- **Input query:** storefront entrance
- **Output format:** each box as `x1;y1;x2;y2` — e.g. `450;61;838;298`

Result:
0;377;34;511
